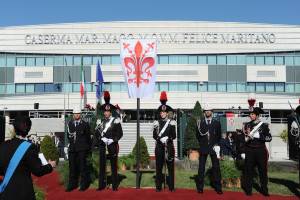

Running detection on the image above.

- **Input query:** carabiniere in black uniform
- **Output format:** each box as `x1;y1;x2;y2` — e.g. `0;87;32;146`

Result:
153;91;176;192
95;91;123;191
195;106;222;194
67;110;91;192
243;107;272;196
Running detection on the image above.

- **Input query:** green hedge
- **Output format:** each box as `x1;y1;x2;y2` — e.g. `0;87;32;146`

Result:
40;135;59;163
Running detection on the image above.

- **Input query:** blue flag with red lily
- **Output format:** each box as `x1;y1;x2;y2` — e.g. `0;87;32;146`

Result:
96;60;104;100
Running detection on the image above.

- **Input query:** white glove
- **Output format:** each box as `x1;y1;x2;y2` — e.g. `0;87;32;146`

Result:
253;131;260;139
96;119;102;126
101;137;108;144
160;136;168;144
213;145;221;159
107;139;114;145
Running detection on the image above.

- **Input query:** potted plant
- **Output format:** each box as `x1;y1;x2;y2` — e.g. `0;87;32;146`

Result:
220;158;242;188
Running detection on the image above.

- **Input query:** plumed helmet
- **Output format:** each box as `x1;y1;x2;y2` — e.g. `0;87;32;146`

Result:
250;107;264;115
158;91;173;113
100;91;116;112
104;91;111;104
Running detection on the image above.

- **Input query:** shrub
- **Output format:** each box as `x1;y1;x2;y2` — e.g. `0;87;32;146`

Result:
118;154;135;170
40;135;59;163
220;158;241;179
279;129;288;143
131;136;150;168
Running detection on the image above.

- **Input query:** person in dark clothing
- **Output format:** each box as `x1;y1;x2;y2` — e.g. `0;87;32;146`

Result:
95;91;123;191
153;91;176;192
66;107;92;192
220;132;234;157
195;104;223;195
242;107;272;196
0;115;55;200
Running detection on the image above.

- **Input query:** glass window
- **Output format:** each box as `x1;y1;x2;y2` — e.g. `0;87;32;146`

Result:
155;83;159;92
188;82;198;92
275;83;284;92
16;84;25;93
198;56;207;64
64;56;73;66
227;55;236;65
63;83;72;92
295;56;300;65
285;56;294;66
54;83;62;92
0;84;5;94
275;56;284;65
285;83;294;93
54;56;64;66
103;83;111;91
0;55;5;67
121;82;127;91
237;83;246;92
72;83;80;92
6;84;15;94
7;56;16;67
217;82;227;91
208;82;217;91
83;56;92;65
246;56;255;65
92;56;101;65
256;82;265;92
25;84;34;93
247;82;255;92
45;84;54;92
111;56;120;64
207;56;217;65
236;55;246;65
217;56;226;65
199;82;207;92
177;55;188;64
188;56;197;64
227;83;236;92
295;83;300;93
169;55;178;64
159;82;169;91
111;82;121;91
159;55;168;64
85;83;92;92
265;56;274;65
178;82;188;91
45;57;54;66
102;56;111;65
26;57;35;66
35;84;45;93
265;83;274;92
73;56;82;66
169;82;178;91
255;56;264;65
16;57;25;66
36;57;45;66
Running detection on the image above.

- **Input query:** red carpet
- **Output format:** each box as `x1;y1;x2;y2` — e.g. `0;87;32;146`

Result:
34;171;298;200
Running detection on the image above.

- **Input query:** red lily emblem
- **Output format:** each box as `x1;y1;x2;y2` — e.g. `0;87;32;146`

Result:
123;41;155;88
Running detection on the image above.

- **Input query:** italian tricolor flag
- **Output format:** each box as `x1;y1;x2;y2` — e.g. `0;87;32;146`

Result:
80;65;85;98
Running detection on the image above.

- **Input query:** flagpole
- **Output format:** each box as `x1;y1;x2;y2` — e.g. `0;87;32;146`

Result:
136;98;140;189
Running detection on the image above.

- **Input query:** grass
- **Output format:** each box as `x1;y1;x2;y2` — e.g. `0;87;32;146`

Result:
34;185;45;200
57;160;299;196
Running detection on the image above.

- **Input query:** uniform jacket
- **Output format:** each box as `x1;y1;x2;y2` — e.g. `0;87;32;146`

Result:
95;117;123;144
68;119;91;152
153;118;176;144
243;120;272;148
0;138;53;200
196;118;221;154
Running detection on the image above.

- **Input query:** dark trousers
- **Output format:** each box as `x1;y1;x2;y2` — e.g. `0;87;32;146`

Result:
197;152;222;191
68;151;90;188
244;146;269;193
155;142;175;190
98;142;119;189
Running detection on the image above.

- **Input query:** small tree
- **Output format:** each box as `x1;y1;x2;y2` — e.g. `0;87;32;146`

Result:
40;135;59;163
184;101;203;152
132;136;150;168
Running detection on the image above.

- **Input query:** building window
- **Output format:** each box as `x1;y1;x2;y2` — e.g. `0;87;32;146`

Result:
199;82;207;92
0;84;5;94
0;55;5;67
295;83;300;93
158;55;168;64
285;56;294;66
208;82;217;91
265;56;274;65
63;83;72;92
102;56;111;65
111;82;121;92
45;57;54;66
236;55;246;65
217;56;226;65
16;84;25;93
85;83;93;92
295;56;300;65
54;56;64;66
246;56;255;65
26;57;35;66
111;56;120;64
227;55;236;65
35;84;45;93
159;82;169;91
255;56;265;65
92;56;101;65
188;82;198;92
36;57;45;66
16;57;25;66
275;83;284;92
256;82;265;92
207;56;217;65
217;82;227;92
6;84;15;94
25;84;34;93
83;56;92;65
73;56;82;66
265;83;274;92
237;82;246;92
188;55;198;64
227;83;236;92
72;83;80;92
275;56;284;65
121;82;127;91
285;83;294;93
198;56;207;64
247;83;255;92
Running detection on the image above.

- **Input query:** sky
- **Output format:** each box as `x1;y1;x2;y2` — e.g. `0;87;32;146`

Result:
0;0;299;27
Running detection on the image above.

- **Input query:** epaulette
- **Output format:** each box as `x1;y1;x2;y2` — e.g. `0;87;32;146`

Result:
114;118;121;124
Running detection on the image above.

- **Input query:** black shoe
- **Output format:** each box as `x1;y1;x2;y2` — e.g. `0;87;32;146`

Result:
262;190;270;197
245;191;252;196
97;186;106;191
156;188;162;192
112;188;118;191
216;190;223;195
197;189;203;193
79;185;90;191
169;188;175;192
